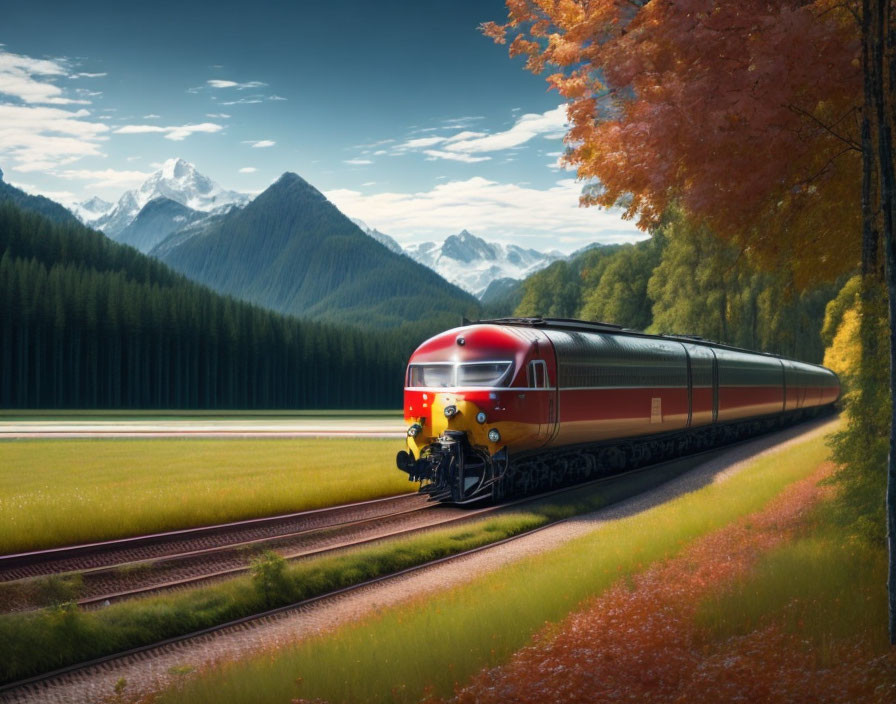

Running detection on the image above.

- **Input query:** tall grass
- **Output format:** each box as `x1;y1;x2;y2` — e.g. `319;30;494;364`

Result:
0;451;698;684
0;437;412;553
151;431;834;704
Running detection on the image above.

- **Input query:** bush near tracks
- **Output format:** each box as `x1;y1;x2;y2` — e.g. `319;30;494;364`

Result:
0;436;410;554
144;429;838;704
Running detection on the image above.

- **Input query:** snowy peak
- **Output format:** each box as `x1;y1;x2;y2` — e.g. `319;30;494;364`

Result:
71;196;113;223
350;217;404;255
442;230;497;263
404;229;564;298
85;158;248;238
134;158;246;214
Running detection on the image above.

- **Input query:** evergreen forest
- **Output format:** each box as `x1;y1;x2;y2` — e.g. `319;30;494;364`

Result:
0;201;410;409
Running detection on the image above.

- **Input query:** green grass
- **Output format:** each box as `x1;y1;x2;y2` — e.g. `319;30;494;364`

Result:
0;451;701;684
0;437;412;553
695;523;889;656
149;429;835;704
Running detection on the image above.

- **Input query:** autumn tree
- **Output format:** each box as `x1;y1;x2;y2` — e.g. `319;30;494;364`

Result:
485;0;896;640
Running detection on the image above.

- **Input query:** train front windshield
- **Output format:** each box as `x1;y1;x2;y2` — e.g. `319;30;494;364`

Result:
408;362;512;388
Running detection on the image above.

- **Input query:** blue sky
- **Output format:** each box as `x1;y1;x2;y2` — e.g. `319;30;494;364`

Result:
0;0;643;252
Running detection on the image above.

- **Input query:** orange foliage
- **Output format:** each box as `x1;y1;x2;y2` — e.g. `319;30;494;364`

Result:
484;1;864;285
445;463;896;703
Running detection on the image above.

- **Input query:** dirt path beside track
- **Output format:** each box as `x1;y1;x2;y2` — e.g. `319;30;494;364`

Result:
0;418;837;704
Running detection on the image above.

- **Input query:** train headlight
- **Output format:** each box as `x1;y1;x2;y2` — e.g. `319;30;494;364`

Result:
407;423;422;438
444;405;458;418
476;411;487;424
488;428;501;443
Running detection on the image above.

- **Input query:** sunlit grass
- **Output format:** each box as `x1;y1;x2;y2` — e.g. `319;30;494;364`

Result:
0;437;412;553
151;430;834;704
0;450;697;683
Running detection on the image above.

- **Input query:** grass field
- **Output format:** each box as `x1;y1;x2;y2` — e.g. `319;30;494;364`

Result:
0;437;412;554
147;428;837;704
0;448;702;683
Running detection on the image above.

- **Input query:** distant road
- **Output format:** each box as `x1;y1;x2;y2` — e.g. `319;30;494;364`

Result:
0;418;406;439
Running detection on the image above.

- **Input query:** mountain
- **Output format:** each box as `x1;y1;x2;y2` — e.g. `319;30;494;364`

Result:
350;218;404;255
88;158;248;237
0;167;80;226
405;229;563;297
480;277;524;317
116;197;210;253
70;196;113;224
153;172;479;328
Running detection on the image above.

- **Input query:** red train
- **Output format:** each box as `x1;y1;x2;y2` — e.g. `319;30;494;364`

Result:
396;318;840;503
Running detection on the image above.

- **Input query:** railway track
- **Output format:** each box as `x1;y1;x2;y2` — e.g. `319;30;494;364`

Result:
0;417;835;701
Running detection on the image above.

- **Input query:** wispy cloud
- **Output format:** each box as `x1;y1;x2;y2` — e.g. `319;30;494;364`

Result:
0;104;109;172
205;79;267;90
242;139;275;148
422;150;490;163
142;113;160;119
71;72;106;79
220;97;263;106
0;49;89;105
344;158;372;165
114;122;224;141
325;176;643;250
238;166;257;173
206;112;231;118
390;106;567;163
57;167;151;189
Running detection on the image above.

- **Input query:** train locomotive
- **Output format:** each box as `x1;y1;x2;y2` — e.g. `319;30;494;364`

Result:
395;318;840;503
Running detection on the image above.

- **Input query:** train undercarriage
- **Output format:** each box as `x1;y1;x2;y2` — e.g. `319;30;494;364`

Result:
396;407;831;504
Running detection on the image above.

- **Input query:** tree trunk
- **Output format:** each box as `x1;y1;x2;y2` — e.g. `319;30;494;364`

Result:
866;0;896;645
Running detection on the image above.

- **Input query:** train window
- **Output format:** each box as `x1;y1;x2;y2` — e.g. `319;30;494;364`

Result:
457;362;512;387
528;360;548;388
408;364;454;388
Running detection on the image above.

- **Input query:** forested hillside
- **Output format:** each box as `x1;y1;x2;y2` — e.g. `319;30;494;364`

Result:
509;210;838;363
154;173;480;329
0;202;408;409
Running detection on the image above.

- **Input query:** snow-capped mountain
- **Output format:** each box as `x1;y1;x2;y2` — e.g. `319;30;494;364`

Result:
350;218;404;255
70;196;113;224
404;229;564;297
85;158;248;238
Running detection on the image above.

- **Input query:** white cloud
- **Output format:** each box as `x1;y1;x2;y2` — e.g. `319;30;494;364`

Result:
71;72;106;79
391;106;568;163
324;177;644;252
220;97;263;106
143;113;161;119
445;106;567;154
243;139;275;148
114;122;223;141
0;49;89;105
205;112;231;118
0;104;109;171
267;94;287;101
422;150;490;163
206;79;267;90
58;167;151;189
362;181;376;186
238;166;257;173
344;158;372;165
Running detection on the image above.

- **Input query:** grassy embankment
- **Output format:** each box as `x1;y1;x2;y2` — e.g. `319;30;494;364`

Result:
0;436;410;554
0;448;703;684
141;427;840;704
